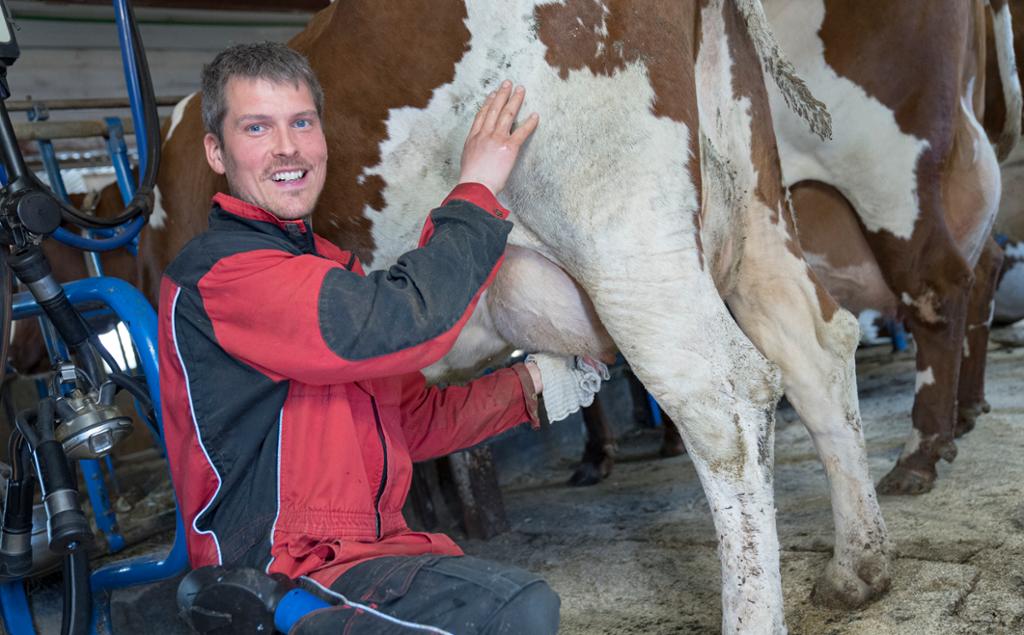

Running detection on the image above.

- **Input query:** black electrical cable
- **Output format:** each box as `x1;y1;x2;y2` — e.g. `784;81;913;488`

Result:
60;544;90;635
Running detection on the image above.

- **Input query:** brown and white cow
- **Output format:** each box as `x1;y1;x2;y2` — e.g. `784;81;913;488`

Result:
763;0;1020;494
141;1;891;629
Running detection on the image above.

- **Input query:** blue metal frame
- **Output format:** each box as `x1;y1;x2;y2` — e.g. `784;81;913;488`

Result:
0;580;35;635
112;0;147;183
104;117;135;207
5;278;188;634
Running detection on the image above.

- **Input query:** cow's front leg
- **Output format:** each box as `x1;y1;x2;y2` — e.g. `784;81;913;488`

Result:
956;238;1003;437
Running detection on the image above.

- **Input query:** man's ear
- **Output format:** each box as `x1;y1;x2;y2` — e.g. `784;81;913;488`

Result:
204;132;227;175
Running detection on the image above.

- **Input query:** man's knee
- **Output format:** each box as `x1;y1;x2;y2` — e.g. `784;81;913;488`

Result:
484;580;560;635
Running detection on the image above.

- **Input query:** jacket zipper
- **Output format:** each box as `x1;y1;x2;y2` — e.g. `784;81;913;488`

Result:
370;396;388;539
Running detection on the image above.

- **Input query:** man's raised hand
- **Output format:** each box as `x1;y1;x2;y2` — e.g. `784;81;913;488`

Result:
458;80;539;196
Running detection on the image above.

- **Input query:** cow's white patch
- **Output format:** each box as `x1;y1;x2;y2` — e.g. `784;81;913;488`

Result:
167;92;196;142
900;427;922;459
150;185;167;230
915;366;935;394
763;0;929;239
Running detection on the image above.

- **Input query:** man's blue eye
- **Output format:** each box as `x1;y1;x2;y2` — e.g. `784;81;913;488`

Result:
247;124;265;134
294;119;311;129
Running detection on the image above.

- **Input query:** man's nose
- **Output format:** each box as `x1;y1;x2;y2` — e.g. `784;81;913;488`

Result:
272;127;300;157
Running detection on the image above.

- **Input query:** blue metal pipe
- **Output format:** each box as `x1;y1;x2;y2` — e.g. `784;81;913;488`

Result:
112;0;147;183
0;582;34;635
36;139;72;203
52;218;144;252
81;459;126;554
105;117;136;205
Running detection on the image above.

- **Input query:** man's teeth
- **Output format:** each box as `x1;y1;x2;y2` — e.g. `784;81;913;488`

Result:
272;170;305;182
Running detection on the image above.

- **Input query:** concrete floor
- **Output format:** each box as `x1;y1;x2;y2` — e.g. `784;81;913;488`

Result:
13;322;1024;634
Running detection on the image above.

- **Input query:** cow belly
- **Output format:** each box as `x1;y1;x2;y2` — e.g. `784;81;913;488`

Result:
790;182;896;316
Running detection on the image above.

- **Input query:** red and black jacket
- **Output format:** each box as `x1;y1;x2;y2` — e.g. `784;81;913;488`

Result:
158;184;539;585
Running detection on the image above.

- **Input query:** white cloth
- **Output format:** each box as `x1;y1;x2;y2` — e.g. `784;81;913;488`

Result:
526;353;610;423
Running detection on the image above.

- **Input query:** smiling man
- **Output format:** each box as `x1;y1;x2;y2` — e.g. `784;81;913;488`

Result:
157;42;607;634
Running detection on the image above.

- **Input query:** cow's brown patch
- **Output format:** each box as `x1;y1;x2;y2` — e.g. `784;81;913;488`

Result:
139;96;225;303
138;0;473;297
290;0;472;266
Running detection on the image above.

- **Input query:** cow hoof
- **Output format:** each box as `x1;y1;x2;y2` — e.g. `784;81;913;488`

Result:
955;400;990;438
659;437;686;458
876;464;936;495
568;462;606;487
812;554;891;609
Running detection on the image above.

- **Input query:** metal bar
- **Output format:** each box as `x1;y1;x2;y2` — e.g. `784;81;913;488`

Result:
0;582;34;635
11;117;168;142
52;219;144;253
36;139;71;202
11;278;189;593
113;0;147;185
81;459;126;553
104;117;134;205
6;95;186;112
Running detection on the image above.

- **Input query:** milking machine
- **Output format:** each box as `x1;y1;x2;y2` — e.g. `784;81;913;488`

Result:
0;0;192;633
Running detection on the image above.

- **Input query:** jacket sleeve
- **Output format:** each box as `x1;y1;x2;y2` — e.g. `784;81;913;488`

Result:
197;184;513;385
397;364;541;462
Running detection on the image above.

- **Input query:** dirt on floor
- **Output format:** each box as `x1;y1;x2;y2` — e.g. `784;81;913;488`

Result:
459;324;1024;635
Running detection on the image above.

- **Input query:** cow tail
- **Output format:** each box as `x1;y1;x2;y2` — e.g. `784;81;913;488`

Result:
733;0;832;141
989;0;1023;161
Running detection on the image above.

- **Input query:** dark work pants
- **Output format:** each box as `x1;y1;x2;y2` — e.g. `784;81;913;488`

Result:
290;555;560;634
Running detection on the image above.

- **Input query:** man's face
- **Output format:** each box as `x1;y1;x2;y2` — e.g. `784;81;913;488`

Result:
203;76;328;220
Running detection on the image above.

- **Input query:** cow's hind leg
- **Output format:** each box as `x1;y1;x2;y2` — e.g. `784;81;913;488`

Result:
956;237;1003;436
725;208;891;608
588;264;787;632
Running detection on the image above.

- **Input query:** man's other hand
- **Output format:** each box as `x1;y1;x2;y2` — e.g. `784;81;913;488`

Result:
525;353;610;423
458;80;539;196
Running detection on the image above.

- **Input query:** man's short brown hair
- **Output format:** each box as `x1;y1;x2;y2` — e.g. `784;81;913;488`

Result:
201;41;325;141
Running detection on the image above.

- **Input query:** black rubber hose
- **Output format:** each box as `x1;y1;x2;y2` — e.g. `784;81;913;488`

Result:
13;409;40;451
60;544;90;635
0;257;11;389
34;397;55;443
108;372;157;431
